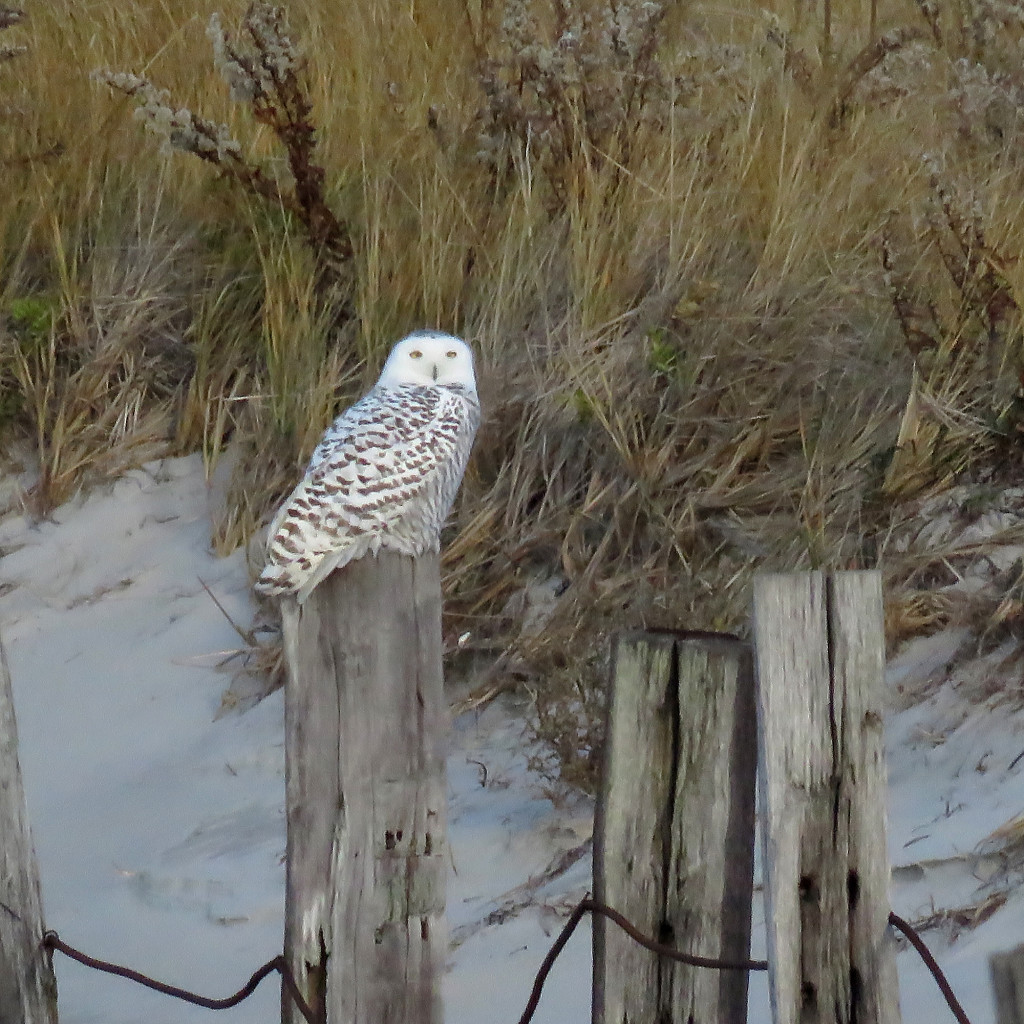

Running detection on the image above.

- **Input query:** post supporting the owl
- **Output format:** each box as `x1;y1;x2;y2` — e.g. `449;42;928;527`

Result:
593;631;757;1024
281;551;447;1024
0;636;59;1024
753;571;900;1024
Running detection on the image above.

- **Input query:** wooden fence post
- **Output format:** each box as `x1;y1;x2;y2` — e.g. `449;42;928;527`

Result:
0;636;58;1024
281;551;447;1024
991;945;1024;1024
753;571;899;1024
593;630;757;1024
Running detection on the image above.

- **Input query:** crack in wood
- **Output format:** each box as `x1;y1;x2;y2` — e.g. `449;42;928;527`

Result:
657;640;684;1015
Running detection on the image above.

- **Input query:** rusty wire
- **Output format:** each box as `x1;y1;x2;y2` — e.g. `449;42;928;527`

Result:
888;913;972;1024
42;901;971;1024
516;897;768;1024
515;898;975;1024
42;930;320;1024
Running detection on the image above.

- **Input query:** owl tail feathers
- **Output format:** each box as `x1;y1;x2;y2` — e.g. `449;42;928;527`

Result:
254;546;361;605
293;547;356;604
253;563;303;600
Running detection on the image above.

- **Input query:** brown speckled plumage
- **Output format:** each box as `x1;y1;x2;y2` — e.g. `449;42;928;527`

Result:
256;333;480;603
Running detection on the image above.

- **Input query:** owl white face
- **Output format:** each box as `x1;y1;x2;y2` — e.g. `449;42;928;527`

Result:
377;332;477;393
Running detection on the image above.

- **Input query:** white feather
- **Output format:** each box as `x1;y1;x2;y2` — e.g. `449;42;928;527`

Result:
256;331;480;604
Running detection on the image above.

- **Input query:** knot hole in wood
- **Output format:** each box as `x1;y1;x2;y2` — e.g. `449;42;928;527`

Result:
847;870;860;908
798;874;819;902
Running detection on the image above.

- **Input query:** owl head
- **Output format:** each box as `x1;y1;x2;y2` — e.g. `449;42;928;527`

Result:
377;331;477;393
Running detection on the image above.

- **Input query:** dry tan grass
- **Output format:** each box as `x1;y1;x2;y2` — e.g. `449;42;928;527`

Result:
3;0;1024;789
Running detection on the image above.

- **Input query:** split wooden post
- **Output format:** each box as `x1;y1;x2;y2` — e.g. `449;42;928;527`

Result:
991;945;1024;1024
281;551;447;1024
753;571;899;1024
0;636;58;1024
593;630;757;1024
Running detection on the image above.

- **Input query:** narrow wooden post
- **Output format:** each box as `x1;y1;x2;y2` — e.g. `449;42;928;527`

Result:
281;551;447;1024
991;945;1024;1024
753;572;899;1024
593;630;757;1024
0;636;58;1024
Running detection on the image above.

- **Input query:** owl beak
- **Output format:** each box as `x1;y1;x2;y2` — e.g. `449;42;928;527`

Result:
431;363;439;381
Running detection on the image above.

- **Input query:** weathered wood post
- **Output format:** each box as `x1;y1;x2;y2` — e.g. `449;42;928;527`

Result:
281;552;447;1024
593;630;757;1024
0;636;59;1024
753;571;899;1024
991;945;1024;1024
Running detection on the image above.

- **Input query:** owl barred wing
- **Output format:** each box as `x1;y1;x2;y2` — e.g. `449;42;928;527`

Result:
264;389;406;540
256;383;478;602
256;330;480;602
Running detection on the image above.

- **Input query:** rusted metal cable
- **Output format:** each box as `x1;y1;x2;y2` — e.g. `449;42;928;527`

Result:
516;897;590;1024
42;903;972;1024
42;930;320;1024
888;912;973;1024
586;898;769;971
517;896;768;1024
517;899;975;1024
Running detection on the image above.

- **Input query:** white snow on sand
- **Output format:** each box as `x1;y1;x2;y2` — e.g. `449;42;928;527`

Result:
1;453;1023;1023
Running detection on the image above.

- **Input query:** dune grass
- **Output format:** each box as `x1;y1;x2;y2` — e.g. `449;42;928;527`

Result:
2;0;1024;788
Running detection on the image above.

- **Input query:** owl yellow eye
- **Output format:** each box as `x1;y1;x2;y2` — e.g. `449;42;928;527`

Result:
409;349;423;359
446;350;458;358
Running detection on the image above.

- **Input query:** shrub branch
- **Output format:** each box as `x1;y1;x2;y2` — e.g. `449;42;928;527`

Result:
95;3;352;301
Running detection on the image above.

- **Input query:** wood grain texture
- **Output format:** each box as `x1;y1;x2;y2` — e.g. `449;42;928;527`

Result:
282;552;446;1024
754;572;899;1024
0;637;58;1024
594;631;756;1024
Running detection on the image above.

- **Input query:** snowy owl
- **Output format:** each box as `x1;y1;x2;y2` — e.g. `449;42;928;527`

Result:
255;331;480;604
